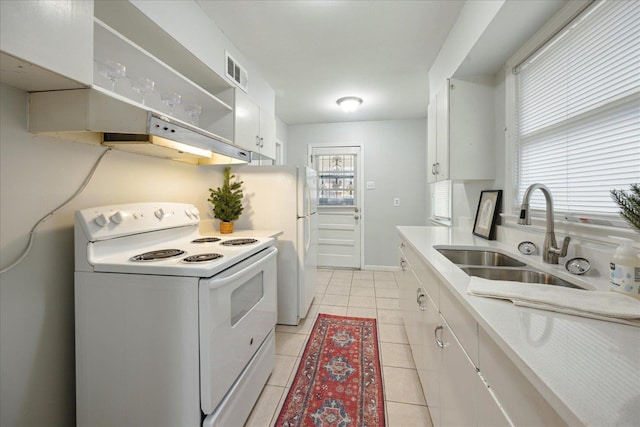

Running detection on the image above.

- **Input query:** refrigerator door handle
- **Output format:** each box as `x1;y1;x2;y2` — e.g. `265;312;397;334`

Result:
305;216;311;253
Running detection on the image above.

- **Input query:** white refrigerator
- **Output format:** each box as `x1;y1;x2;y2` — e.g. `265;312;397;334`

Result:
234;165;318;325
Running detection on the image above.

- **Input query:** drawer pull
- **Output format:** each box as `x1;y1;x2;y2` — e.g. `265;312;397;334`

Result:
417;288;427;311
435;325;444;348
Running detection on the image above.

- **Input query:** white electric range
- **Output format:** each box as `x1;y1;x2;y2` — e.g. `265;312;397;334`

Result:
74;202;277;427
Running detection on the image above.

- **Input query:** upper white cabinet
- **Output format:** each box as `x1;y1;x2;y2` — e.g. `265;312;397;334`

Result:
92;19;233;140
0;0;93;90
427;78;495;183
28;16;254;165
234;89;276;160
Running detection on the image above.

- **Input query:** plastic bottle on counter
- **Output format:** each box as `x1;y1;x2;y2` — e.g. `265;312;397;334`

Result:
609;236;640;300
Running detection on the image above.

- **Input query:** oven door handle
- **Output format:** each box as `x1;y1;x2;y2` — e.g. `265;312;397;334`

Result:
205;247;277;290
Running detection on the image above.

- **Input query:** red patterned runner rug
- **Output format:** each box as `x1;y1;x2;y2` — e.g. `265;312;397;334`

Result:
275;314;385;427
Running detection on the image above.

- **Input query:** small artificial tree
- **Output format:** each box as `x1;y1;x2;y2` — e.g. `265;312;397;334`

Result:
610;183;640;232
208;166;244;223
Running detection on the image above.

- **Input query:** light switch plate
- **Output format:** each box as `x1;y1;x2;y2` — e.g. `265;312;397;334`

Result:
366;181;375;190
394;198;400;207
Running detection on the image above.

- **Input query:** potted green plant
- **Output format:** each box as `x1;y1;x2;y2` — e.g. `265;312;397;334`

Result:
208;166;244;234
611;183;640;232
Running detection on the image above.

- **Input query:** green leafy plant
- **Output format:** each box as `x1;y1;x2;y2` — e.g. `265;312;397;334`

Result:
610;183;640;232
208;166;244;222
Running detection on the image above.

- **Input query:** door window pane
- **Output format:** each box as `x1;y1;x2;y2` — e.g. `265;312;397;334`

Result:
315;154;356;206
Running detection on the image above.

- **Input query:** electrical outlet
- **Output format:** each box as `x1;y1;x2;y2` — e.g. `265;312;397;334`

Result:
366;181;375;190
394;198;400;207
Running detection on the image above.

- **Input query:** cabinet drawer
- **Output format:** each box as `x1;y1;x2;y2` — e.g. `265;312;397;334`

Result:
479;329;566;427
403;244;439;306
440;285;478;366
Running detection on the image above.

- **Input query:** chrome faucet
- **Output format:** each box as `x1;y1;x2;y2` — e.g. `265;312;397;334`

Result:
518;183;570;264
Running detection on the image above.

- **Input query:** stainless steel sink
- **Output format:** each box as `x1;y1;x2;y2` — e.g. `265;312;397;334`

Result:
436;248;527;267
460;267;583;289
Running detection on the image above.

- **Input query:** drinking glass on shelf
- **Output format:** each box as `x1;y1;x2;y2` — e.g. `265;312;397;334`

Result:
95;59;126;92
131;77;155;105
184;105;203;126
161;92;182;116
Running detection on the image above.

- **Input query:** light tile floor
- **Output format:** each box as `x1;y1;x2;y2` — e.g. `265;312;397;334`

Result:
244;269;433;427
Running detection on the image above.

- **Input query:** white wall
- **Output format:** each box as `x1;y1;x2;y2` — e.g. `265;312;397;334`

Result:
275;116;288;165
0;84;225;427
428;0;504;98
287;119;428;268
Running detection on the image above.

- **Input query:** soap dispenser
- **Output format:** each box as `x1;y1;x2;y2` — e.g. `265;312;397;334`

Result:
609;237;640;299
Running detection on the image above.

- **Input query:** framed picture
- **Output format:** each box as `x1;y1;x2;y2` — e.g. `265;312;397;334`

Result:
473;190;502;240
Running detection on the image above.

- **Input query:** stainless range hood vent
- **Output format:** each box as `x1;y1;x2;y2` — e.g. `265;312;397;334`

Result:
29;88;249;165
102;114;250;163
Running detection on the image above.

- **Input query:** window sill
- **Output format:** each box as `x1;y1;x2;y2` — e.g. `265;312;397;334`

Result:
429;217;452;227
499;213;638;247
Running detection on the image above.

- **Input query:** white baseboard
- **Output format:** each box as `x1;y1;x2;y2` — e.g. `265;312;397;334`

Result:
317;265;400;272
362;265;401;272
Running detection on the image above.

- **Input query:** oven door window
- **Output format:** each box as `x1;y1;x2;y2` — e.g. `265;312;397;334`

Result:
230;272;264;326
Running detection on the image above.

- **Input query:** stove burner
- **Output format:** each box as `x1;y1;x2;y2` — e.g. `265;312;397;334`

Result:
130;249;185;262
191;237;222;243
182;253;223;263
221;238;258;246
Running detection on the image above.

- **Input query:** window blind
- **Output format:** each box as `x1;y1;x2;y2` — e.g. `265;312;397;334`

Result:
514;0;640;221
432;180;451;220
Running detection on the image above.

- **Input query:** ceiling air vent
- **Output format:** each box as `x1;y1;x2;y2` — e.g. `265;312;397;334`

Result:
225;51;248;92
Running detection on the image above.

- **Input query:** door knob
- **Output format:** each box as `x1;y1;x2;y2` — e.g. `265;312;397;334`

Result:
354;214;360;220
354;207;360;212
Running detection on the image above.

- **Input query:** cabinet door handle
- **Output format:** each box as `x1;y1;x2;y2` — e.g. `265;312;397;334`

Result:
434;325;444;348
417;288;427;311
435;162;440;175
431;163;436;175
256;136;260;147
400;258;407;271
260;137;264;148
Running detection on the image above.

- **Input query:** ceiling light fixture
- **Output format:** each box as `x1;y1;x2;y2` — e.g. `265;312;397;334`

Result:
337;96;363;113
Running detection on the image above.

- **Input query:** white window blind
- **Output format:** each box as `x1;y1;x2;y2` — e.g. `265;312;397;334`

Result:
432;180;451;220
514;0;640;223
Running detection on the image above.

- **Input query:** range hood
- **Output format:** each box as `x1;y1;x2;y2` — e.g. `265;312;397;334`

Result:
29;87;250;165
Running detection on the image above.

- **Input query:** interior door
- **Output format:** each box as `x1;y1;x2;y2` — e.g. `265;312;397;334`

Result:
311;146;362;269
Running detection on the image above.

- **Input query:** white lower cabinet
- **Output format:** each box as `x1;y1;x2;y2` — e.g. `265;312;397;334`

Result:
399;238;554;427
421;294;441;425
439;318;477;427
475;371;512;427
478;329;567;426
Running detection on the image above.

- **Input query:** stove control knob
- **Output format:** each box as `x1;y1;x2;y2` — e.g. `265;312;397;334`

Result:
184;209;193;218
94;213;110;227
154;208;171;220
110;211;130;224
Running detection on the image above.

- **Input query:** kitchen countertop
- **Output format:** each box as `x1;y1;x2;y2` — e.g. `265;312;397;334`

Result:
198;222;283;239
397;226;640;427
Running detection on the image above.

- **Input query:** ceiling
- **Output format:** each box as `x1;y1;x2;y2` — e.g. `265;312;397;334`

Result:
196;0;465;125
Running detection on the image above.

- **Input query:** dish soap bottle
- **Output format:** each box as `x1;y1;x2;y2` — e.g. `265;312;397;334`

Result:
609;237;640;299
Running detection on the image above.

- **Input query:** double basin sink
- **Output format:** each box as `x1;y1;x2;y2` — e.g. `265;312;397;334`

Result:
435;247;584;289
